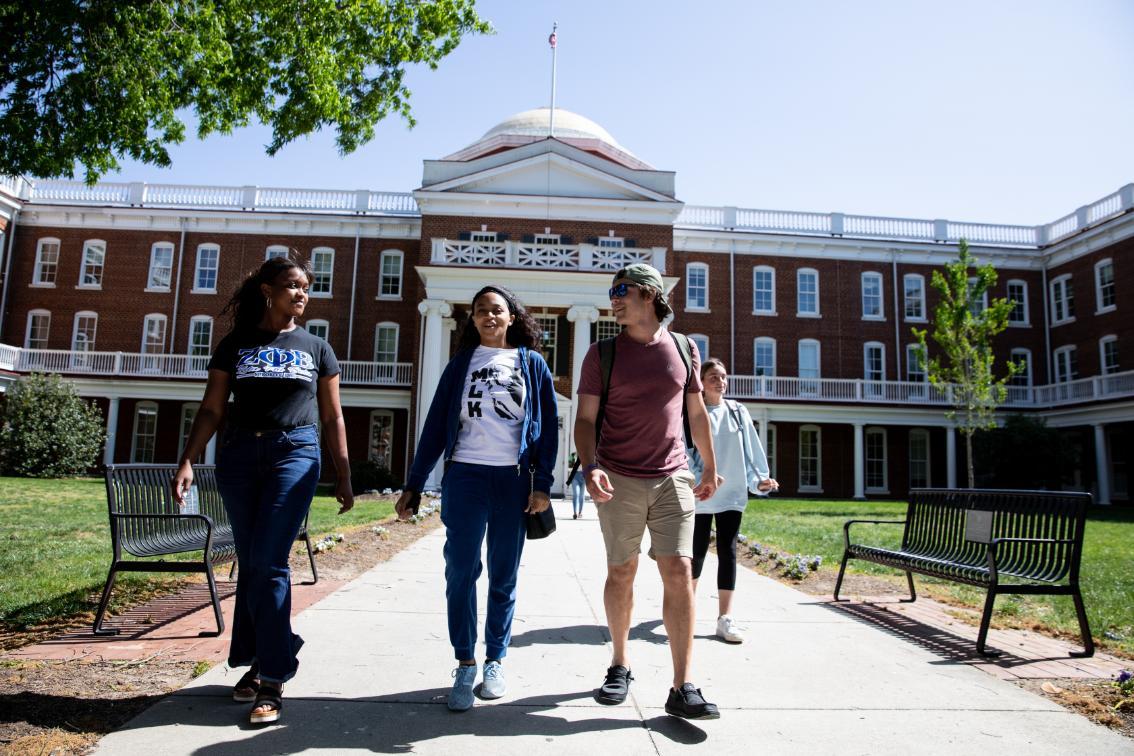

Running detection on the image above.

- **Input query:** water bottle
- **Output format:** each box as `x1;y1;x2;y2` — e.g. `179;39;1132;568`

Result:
183;484;200;515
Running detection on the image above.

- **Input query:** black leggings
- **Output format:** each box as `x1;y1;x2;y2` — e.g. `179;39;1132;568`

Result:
691;510;743;590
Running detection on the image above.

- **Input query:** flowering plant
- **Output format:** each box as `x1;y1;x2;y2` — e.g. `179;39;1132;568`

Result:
1115;670;1134;712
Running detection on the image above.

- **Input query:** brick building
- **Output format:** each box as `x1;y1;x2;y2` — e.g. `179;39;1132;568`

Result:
0;107;1130;502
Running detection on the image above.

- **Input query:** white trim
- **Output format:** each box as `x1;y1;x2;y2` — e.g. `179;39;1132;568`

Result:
765;422;777;480
32;237;60;287
798;424;823;492
1054;344;1078;383
77;238;106;289
902;273;926;322
685;262;709;312
309;246;335;298
374;321;400;363
141;313;168;354
377;249;404;300
865;426;888;493
861;271;885;320
306;318;330;341
1100;335;1119;376
265;244;290;260
71;310;98;352
187;316;213;368
25;308;50;349
863;342;886;381
752;265;776;315
130;401;159;463
1006;278;1030;326
192;243;220;294
754;336;776;377
688;333;709;361
146;242;175;292
180;402;201;463
797;268;820;317
1050;273;1075;326
1094;258;1116;314
368;409;395;468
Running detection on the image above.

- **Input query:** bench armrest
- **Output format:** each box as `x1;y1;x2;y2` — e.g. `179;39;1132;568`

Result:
843;519;906;550
108;512;218;549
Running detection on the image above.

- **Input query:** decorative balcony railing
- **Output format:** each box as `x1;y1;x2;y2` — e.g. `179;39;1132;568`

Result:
678;183;1134;248
431;239;665;271
0;346;411;386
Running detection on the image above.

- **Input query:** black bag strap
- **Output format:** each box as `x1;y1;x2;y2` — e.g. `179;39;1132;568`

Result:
567;337;618;485
669;331;693;447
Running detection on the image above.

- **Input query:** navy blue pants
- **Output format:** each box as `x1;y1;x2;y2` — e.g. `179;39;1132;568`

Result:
441;462;528;661
216;424;321;683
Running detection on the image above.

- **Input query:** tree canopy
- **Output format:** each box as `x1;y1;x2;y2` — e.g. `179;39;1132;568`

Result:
0;1;491;182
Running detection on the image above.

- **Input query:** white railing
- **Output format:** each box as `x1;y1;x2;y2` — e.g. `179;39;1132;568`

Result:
1;346;410;386
677;182;1134;248
431;239;663;271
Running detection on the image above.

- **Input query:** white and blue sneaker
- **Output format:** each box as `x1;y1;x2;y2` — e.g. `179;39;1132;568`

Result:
448;664;477;711
480;660;506;699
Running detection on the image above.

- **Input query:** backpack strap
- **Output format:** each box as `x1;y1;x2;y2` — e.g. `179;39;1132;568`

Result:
567;336;617;485
669;332;693;447
727;399;751;470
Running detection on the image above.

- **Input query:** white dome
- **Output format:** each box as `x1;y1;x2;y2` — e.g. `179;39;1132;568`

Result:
445;107;652;170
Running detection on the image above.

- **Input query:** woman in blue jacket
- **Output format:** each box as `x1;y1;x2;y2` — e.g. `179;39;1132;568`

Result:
395;285;558;712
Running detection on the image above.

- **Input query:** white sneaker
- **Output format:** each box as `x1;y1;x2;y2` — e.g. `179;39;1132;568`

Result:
716;615;744;644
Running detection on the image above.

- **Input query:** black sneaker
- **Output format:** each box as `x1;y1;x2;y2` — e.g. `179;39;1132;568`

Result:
596;665;633;705
665;683;720;720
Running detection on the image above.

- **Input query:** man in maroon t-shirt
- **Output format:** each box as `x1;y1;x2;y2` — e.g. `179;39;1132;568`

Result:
574;263;724;720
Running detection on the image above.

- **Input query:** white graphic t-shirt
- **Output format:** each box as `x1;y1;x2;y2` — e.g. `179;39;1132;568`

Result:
451;346;526;466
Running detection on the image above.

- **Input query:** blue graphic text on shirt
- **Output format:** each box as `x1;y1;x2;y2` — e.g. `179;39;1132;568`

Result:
235;347;317;382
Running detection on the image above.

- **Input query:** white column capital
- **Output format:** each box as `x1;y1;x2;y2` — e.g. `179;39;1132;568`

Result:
567;305;601;323
418;299;452;317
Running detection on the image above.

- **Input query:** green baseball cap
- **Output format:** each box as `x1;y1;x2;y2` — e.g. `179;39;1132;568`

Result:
612;263;672;317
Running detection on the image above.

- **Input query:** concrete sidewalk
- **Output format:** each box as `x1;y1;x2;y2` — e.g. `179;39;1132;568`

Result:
95;500;1131;755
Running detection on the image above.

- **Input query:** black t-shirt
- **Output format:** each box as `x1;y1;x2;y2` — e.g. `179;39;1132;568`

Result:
209;327;340;430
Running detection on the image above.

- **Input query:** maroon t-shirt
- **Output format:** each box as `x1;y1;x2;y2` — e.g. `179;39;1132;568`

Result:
578;330;703;478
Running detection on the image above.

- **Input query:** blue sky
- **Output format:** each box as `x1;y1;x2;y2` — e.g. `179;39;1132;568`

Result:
108;0;1134;226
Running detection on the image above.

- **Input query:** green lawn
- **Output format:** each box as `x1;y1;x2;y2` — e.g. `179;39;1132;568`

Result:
0;477;394;630
740;498;1134;657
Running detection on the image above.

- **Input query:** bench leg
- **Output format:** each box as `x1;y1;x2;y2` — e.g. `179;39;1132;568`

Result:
201;559;225;638
1070;587;1095;658
92;565;121;636
833;551;851;601
976;588;1001;657
303;532;318;585
901;571;917;602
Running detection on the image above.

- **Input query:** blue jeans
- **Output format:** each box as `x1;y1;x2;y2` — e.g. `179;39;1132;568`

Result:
571;475;586;515
216;424;321;683
441;462;528;661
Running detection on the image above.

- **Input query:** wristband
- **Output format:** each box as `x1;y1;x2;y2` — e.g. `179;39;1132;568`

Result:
583;463;600;474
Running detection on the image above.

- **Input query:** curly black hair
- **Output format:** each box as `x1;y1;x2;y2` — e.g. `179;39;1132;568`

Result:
221;255;312;334
455;285;543;351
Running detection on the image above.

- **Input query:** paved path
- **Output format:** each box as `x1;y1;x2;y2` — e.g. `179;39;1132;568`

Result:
95;501;1131;755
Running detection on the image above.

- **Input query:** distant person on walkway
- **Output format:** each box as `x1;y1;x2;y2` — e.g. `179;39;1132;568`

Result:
574;263;724;720
688;358;778;644
569;451;586;518
396;285;558;712
173;255;354;725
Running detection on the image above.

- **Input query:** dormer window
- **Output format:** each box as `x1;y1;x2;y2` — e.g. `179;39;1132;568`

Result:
534;233;560;245
470;231;497;243
598;237;624;249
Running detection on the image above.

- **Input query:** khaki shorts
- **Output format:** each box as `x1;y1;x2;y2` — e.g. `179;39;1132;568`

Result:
595;467;696;564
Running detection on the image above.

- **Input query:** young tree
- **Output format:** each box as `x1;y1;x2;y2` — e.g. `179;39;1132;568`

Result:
0;1;491;181
0;373;105;477
912;239;1022;488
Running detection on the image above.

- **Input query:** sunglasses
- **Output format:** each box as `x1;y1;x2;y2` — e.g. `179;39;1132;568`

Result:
608;282;633;299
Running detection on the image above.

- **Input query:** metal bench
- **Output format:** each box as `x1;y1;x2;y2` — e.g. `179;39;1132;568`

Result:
834;488;1094;657
93;463;318;636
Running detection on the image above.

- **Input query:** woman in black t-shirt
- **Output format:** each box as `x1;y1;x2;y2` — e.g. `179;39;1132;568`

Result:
173;256;354;725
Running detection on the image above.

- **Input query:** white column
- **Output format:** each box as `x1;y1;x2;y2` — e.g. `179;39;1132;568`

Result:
1094;423;1111;506
205;434;217;465
417;299;452;490
103;397;120;466
853;422;865;500
440;317;456;367
945;426;957;488
566;305;600;454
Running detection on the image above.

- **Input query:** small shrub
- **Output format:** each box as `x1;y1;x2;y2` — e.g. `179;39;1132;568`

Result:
350;458;400;493
0;373;105;477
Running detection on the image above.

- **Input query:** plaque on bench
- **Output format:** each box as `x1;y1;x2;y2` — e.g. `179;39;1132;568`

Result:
964;509;993;543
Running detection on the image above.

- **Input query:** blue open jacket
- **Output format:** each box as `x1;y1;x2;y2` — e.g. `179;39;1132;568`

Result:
406;345;559;495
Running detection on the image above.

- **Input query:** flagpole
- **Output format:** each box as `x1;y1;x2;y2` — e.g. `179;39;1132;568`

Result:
549;23;558;137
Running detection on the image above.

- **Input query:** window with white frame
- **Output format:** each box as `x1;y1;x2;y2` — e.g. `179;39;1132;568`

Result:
765;424;777;479
369;410;394;469
909;429;930;488
25;310;50;349
1100;336;1119;375
799;425;821;490
147;243;175;290
1050;274;1075;324
1006;279;1029;325
131;402;159;463
180;403;202;463
864;342;885;396
72;311;97;354
597;236;624;249
79;240;106;288
797;269;819;316
141;314;167;371
906;344;927;383
265;245;289;260
1054;345;1078;383
309;247;334;296
689;334;709;361
903;273;925;321
798;339;820;384
378;250;403;298
686;263;708;311
535;315;557;370
306;319;330;341
374;322;399;363
194;244;220;292
595;318;620;341
967;277;988;315
1095;259;1116;313
754;337;776;377
861;272;884;319
188;316;213;370
1009;348;1032;387
33;238;60;286
534;233;560;245
753;266;775;315
865;427;887;492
